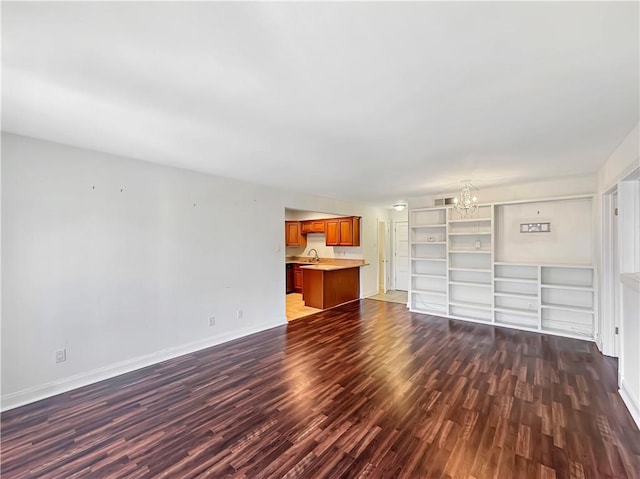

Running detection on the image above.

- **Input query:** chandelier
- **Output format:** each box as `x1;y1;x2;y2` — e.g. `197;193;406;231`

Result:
453;180;479;217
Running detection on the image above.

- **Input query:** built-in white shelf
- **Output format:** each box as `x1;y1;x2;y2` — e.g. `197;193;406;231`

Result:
494;306;538;318
449;250;491;254
494;276;538;284
413;289;447;296
494;291;537;299
448;267;492;272
541;303;593;313
410;207;451;313
541;283;594;291
448;205;494;324
408;198;597;342
449;280;492;287
448;218;492;223
448;232;492;236
449;300;492;310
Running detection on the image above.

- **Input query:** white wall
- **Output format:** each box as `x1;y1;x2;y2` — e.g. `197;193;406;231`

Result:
620;274;640;427
495;198;592;264
1;133;385;409
598;125;639;192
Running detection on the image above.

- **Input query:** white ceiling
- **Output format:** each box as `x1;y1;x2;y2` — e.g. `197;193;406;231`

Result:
2;2;638;206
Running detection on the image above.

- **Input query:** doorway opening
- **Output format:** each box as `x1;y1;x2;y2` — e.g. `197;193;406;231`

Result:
368;219;408;305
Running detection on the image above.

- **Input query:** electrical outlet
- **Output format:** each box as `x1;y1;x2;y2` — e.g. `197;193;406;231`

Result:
209;316;216;327
237;309;243;320
528;301;535;309
55;348;66;363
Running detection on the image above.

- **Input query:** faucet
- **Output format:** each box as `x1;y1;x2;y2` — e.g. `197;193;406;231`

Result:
308;248;320;263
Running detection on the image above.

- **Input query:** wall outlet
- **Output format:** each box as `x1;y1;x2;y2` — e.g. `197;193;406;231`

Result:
55;348;66;363
209;316;216;327
237;309;243;320
528;301;535;309
475;240;481;249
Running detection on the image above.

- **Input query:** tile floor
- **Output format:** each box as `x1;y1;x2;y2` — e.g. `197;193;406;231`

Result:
287;290;407;322
286;293;321;321
367;289;408;304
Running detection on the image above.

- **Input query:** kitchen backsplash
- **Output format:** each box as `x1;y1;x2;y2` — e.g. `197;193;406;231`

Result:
285;233;363;259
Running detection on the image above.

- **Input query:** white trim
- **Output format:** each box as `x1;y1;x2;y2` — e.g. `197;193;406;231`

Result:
1;318;286;412
362;288;379;298
410;194;594;211
409;309;596;342
491;194;594;206
600;192;618;356
620;378;640;429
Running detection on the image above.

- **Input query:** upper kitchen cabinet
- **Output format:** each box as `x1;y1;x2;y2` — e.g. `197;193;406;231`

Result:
301;220;326;234
325;217;361;247
285;221;307;247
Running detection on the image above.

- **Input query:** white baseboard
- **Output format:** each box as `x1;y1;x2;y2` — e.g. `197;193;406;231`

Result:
1;318;286;412
619;378;640;429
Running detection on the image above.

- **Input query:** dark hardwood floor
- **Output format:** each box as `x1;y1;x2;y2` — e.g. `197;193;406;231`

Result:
2;300;639;478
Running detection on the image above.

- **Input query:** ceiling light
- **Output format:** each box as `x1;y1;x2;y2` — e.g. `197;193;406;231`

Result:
393;203;407;211
453;180;479;217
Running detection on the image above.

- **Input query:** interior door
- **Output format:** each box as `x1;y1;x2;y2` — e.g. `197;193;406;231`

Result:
378;221;391;293
394;221;409;291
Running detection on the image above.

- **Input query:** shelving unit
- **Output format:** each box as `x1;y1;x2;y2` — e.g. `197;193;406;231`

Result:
493;263;539;329
410;208;448;314
540;265;595;338
407;195;597;341
447;206;493;322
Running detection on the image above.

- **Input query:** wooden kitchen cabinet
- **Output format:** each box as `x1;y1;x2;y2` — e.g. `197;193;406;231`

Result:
301;220;326;234
293;264;304;293
325;217;361;247
302;266;360;309
285;221;307;247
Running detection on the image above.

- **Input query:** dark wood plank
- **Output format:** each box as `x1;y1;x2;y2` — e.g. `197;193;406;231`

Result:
2;300;639;478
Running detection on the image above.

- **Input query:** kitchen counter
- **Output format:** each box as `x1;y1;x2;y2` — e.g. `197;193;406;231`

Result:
299;263;367;272
301;263;367;310
286;256;368;309
286;256;367;267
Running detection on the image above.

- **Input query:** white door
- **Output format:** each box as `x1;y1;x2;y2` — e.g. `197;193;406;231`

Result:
394;221;409;291
378;221;393;293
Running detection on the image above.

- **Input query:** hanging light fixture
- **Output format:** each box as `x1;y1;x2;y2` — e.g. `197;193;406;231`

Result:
453;180;479;217
392;203;407;211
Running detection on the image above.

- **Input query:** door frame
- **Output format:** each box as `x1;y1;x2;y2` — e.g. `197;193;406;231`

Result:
601;187;620;358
